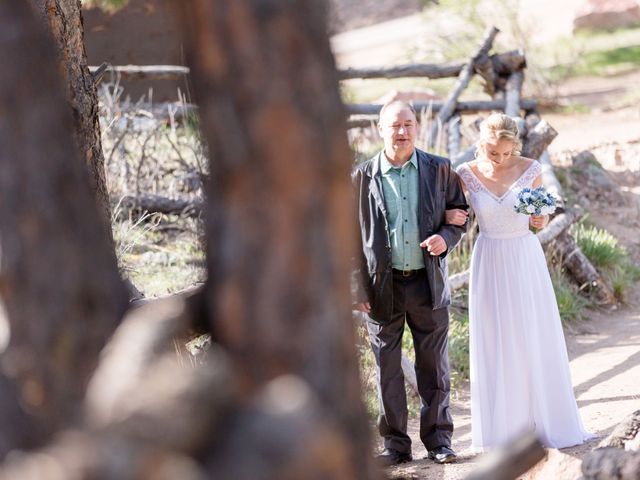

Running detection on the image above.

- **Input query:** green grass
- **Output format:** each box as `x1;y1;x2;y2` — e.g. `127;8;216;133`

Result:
573;223;626;270
112;210;205;297
448;296;470;387
551;44;640;79
572;222;640;302
549;263;589;324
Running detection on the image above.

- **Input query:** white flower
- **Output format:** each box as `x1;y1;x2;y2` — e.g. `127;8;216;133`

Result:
526;205;536;214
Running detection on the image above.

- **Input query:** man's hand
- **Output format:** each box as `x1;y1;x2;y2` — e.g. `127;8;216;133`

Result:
445;208;468;226
420;234;447;256
354;302;371;313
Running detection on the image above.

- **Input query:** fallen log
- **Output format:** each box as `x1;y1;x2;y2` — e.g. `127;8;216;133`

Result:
116;194;203;217
581;448;640;480
452;144;477;168
536;209;582;246
465;432;545;480
473;53;496;97
338;62;465;80
88;50;526;85
598;409;640;450
521;120;558;160
448;114;462;158
450;270;470;291
539;151;565;210
346;99;537;117
504;71;524;117
428;26;500;147
401;354;418;393
88;64;190;80
553;231;616;304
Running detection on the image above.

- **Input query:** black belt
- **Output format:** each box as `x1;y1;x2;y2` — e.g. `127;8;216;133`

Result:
392;268;424;277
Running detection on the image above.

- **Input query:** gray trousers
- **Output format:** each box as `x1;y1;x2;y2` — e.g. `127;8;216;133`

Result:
366;268;453;454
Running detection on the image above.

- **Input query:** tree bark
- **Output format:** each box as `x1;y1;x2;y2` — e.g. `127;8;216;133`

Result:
174;1;375;478
539;151;565;210
521;119;558;160
553;232;616;304
504;71;524;117
339;61;466;80
447;114;462;158
33;0;113;235
0;0;127;454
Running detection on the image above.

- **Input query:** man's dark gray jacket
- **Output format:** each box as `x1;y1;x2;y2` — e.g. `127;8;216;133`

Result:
352;148;468;323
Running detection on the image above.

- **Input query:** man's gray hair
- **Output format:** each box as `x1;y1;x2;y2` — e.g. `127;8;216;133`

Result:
378;100;418;125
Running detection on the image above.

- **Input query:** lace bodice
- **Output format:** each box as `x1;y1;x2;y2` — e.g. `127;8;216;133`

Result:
457;161;542;238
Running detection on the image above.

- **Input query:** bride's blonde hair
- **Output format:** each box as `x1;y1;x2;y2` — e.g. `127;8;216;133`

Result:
476;113;522;157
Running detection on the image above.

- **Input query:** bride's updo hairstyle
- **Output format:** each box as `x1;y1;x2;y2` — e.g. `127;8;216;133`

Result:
476;113;522;157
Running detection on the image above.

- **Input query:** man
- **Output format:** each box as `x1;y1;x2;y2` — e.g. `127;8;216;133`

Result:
352;100;468;466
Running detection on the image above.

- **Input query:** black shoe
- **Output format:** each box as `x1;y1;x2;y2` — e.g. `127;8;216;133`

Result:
376;448;413;467
427;446;457;464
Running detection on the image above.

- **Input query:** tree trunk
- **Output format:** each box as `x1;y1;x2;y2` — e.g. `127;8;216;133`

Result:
0;0;127;455
32;0;112;235
174;1;375;478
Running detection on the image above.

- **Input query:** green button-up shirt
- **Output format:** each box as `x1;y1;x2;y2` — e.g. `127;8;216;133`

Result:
380;150;425;271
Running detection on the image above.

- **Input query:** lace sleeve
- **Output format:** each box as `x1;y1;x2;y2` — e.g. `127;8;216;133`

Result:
456;163;482;193
516;160;542;188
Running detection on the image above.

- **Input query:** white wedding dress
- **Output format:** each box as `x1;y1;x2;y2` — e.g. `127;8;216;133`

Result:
457;160;593;451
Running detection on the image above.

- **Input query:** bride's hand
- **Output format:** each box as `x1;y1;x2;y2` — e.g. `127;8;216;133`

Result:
530;214;547;229
445;208;468;226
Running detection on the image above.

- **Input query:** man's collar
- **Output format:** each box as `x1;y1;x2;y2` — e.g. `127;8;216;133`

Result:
380;150;417;174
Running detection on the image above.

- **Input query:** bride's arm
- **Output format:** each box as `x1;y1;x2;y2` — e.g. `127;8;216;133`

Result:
445;175;469;226
445;208;468;226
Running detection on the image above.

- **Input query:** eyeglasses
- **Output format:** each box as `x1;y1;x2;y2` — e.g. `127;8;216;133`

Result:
380;122;415;131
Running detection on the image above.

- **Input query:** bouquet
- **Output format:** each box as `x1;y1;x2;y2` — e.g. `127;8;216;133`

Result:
514;186;557;216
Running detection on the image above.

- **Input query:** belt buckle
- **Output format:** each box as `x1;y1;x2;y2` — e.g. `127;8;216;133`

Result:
402;269;412;277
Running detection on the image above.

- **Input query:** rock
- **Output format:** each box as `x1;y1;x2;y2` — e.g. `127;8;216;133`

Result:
572;150;618;192
573;150;604;170
574;0;640;31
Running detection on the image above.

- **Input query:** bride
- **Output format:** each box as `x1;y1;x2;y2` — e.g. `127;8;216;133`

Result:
446;113;593;451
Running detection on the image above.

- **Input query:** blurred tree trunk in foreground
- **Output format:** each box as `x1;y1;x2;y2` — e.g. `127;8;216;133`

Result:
0;0;376;478
32;0;113;234
0;0;127;457
175;1;375;477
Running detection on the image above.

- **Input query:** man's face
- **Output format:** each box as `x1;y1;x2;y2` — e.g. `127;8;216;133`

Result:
378;105;418;159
